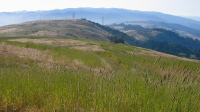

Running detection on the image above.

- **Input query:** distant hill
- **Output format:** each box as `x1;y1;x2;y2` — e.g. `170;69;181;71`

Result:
1;8;200;31
116;21;200;40
124;28;200;50
0;19;138;45
0;19;111;42
110;23;200;50
110;23;200;59
184;16;200;21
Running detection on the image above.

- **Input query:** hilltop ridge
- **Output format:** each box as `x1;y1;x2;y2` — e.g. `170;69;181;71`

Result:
0;19;111;41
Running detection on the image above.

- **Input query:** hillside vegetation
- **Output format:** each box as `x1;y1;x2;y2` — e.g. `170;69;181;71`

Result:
0;36;199;111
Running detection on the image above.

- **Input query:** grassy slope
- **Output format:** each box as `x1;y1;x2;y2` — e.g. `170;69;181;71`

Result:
0;36;199;111
0;19;110;42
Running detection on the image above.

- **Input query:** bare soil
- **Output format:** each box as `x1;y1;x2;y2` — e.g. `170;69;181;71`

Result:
0;28;18;33
124;30;149;41
0;43;52;62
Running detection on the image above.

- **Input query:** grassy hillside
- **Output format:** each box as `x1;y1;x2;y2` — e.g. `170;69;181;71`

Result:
0;36;199;111
0;19;111;42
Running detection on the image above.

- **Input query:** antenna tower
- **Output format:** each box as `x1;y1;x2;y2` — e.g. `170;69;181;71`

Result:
73;13;75;19
102;17;104;25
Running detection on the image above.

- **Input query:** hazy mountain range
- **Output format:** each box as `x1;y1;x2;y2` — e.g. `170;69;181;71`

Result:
1;8;200;30
185;16;200;21
1;8;200;40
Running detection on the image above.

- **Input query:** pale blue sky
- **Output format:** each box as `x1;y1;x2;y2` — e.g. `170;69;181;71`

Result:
1;0;200;16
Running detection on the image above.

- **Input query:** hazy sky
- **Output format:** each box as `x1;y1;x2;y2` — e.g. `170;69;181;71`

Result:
1;0;200;16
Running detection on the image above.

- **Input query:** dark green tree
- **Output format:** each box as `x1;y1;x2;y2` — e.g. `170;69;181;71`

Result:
113;38;125;44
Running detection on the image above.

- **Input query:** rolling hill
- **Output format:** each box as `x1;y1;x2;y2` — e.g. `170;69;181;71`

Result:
0;19;111;42
0;19;138;45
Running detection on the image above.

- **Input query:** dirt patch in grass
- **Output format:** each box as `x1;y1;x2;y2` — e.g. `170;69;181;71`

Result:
0;28;18;33
9;38;105;52
0;43;52;62
0;43;108;73
124;30;149;41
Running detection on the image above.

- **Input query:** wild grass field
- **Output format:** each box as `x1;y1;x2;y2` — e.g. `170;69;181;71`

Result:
0;36;199;111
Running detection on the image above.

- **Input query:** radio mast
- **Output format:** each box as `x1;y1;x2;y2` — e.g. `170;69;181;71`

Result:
102;17;104;25
73;13;75;19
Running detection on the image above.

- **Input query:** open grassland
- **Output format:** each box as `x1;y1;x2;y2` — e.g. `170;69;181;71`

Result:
0;37;199;111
